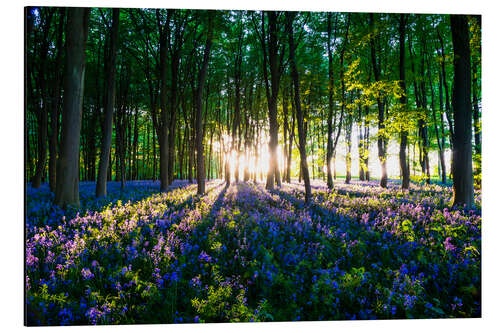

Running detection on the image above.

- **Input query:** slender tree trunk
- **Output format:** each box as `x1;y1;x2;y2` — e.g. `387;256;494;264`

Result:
54;8;90;208
158;10;171;191
286;12;311;203
345;104;352;184
262;12;282;190
168;63;179;184
208;128;214;180
152;122;157;180
472;56;481;156
399;14;410;190
96;8;119;197
410;35;430;184
426;46;446;185
132;107;139;180
48;9;65;192
370;13;388;188
195;13;214;195
282;84;289;183
188;125;194;183
32;10;54;188
363;106;370;181
438;30;455;144
358;106;365;181
432;72;446;184
326;12;337;189
179;124;187;180
437;63;448;183
287;83;295;183
26;9;35;182
450;15;474;207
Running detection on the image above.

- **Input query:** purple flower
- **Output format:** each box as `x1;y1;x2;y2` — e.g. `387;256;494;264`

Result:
444;237;456;251
81;268;94;280
198;250;212;263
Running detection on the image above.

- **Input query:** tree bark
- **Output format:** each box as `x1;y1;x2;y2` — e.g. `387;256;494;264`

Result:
48;9;65;192
286;12;311;203
157;10;171;191
326;13;337;189
472;55;481;156
261;11;283;190
358;105;365;181
437;30;454;141
450;15;474;207
54;8;90;208
96;8;120;197
363;107;370;181
32;9;54;188
398;14;410;190
438;61;448;183
195;12;214;195
345;100;353;184
287;85;295;184
370;13;388;188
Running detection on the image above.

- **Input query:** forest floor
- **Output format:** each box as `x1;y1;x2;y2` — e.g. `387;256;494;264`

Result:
25;179;481;325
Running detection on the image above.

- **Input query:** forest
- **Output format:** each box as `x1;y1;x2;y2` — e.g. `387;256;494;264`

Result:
25;7;481;325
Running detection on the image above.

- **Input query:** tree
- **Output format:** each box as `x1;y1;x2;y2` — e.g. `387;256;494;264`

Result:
31;8;54;188
54;8;90;208
257;11;285;190
48;9;65;193
398;14;410;190
286;11;311;203
195;12;214;195
450;14;474;207
369;13;388;188
96;8;120;197
326;12;337;189
231;14;244;183
157;9;171;192
25;9;480;200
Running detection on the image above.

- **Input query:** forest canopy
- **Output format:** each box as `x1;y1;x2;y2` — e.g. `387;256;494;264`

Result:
25;7;481;206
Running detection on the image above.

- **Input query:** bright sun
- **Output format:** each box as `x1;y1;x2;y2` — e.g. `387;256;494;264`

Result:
217;133;287;181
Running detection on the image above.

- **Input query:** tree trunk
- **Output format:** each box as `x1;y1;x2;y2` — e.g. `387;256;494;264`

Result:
410;35;430;185
472;56;481;156
208;127;214;180
132;107;139;180
287;82;295;183
437;62;448;183
54;8;90;208
438;30;455;144
282;90;288;183
48;9;65;192
326;13;337;189
168;54;180;185
398;14;410;190
370;13;388;188
158;10;170;191
96;8;119;197
195;13;214;195
345;103;352;184
286;12;311;203
363;106;370;181
32;9;54;188
432;75;446;185
450;15;474;207
262;12;282;190
358;106;365;181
